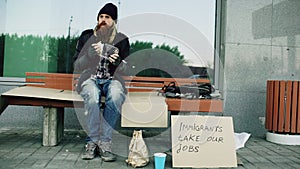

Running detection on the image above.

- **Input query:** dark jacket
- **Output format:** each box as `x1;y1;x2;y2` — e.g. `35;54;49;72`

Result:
73;29;130;93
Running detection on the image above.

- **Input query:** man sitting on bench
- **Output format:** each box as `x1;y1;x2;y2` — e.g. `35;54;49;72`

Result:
73;2;130;162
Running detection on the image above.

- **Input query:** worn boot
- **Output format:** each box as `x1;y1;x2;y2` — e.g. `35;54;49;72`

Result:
97;141;116;162
81;142;99;160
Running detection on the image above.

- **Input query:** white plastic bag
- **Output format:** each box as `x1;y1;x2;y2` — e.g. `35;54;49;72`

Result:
235;132;251;150
126;130;149;168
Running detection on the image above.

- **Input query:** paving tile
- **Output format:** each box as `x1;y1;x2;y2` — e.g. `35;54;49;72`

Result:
30;159;50;168
1;128;300;169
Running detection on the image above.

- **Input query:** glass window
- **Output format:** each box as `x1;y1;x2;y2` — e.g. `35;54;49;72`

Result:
0;0;216;79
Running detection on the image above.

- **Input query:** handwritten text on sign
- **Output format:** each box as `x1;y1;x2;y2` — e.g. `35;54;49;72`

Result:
171;115;237;168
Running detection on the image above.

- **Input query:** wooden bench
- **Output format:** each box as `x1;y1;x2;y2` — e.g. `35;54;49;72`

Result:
0;72;223;146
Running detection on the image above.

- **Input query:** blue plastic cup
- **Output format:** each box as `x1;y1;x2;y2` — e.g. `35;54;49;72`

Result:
154;152;167;169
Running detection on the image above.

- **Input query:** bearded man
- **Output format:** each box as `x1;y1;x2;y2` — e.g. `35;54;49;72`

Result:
73;2;130;161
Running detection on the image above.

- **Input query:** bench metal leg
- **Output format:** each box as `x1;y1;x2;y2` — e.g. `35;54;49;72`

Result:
43;107;64;146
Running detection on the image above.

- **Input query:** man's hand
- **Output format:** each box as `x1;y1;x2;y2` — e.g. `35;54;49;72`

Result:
108;53;119;63
88;43;103;57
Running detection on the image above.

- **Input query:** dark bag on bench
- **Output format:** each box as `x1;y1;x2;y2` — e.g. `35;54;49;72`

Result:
159;82;214;99
159;82;181;98
180;83;214;99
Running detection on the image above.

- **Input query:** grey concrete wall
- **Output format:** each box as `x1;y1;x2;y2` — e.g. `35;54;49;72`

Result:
222;0;300;136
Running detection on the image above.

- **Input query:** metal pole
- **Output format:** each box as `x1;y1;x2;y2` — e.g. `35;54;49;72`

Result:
66;16;73;73
117;0;121;29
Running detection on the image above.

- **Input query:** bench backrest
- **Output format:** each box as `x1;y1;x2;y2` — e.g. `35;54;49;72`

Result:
25;72;79;90
124;76;210;92
24;72;222;112
25;72;210;92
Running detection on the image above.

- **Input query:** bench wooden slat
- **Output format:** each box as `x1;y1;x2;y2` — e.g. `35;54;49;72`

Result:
125;81;163;88
44;77;74;90
26;77;46;83
26;72;74;78
123;76;210;84
166;98;223;112
126;88;159;92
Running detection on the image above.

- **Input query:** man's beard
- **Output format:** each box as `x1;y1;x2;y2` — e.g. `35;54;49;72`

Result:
99;27;109;36
96;22;113;42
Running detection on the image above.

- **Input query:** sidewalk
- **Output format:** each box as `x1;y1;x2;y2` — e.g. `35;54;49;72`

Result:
0;127;300;169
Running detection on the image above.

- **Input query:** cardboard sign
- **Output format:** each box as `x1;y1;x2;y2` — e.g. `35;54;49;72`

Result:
121;92;168;128
171;115;237;168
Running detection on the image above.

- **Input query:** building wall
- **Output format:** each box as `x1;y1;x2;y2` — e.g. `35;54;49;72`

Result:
222;0;300;136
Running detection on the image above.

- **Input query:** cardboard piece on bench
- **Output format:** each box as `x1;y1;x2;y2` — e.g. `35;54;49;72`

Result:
171;115;237;168
121;92;168;128
1;86;82;102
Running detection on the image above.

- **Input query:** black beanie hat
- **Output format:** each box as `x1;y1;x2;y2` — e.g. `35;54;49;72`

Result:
97;3;118;21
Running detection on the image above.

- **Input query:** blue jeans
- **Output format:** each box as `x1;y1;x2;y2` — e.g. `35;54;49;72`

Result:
80;78;126;143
